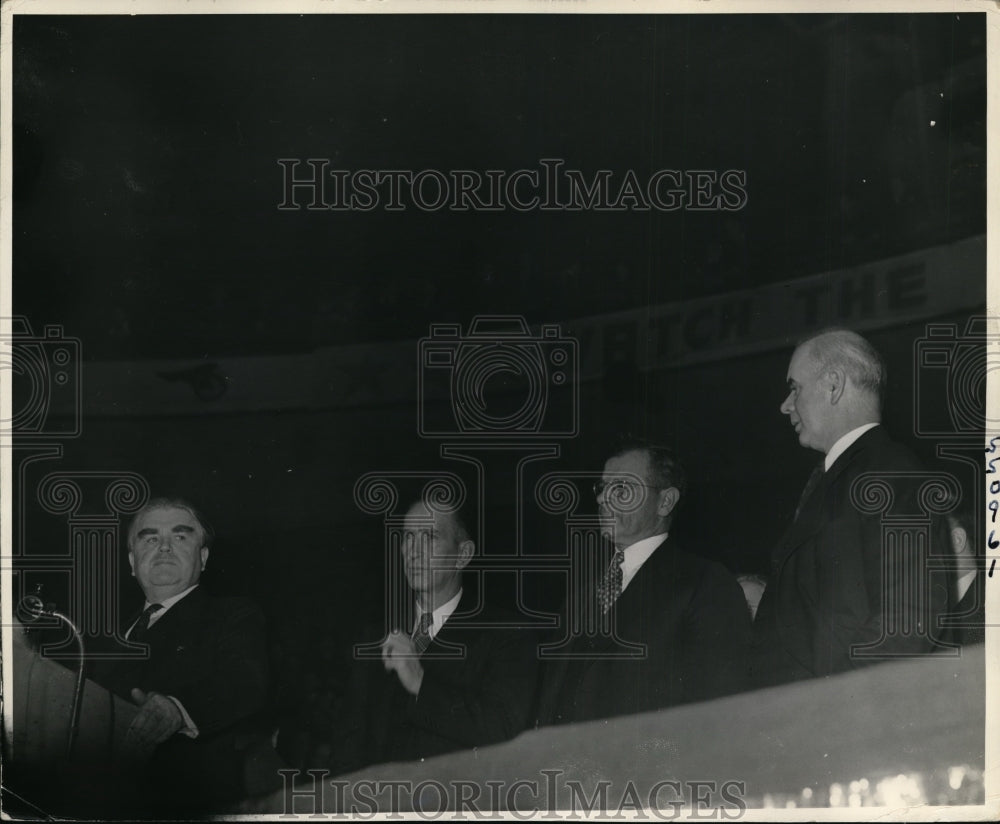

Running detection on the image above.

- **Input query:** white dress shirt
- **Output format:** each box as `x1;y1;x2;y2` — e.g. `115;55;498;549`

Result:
619;533;669;594
825;422;880;471
956;569;977;602
413;588;463;641
129;583;200;636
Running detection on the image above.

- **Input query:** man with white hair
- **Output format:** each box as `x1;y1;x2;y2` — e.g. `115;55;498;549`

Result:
750;329;951;687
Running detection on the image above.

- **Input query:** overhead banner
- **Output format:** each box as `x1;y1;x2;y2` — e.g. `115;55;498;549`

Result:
56;235;983;417
569;234;985;378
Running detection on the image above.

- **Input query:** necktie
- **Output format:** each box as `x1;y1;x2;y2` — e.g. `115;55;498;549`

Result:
794;460;826;521
130;603;163;642
597;548;626;613
411;611;434;655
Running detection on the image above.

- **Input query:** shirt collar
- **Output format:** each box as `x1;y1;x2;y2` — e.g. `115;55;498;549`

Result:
619;533;668;593
144;583;199;615
414;588;463;641
138;584;198;632
825;422;880;471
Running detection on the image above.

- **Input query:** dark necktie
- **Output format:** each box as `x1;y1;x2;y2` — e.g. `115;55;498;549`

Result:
129;603;163;642
411;611;434;655
794;460;826;521
596;548;626;613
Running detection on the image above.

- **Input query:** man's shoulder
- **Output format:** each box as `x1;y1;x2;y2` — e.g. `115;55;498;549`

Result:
447;599;539;636
684;552;743;598
834;426;926;479
190;591;266;627
656;539;734;579
646;541;742;601
855;426;923;465
201;591;261;610
432;600;540;660
825;428;937;522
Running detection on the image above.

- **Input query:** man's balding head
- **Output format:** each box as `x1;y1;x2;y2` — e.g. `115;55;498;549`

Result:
780;329;884;454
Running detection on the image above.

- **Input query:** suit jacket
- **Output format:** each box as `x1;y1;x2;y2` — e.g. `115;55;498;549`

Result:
89;586;272;808
951;570;985;647
330;593;539;775
751;426;953;688
535;536;752;727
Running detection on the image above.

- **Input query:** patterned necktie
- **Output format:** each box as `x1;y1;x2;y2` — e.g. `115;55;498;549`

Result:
129;603;163;641
794;460;826;521
411;611;434;655
596;548;626;614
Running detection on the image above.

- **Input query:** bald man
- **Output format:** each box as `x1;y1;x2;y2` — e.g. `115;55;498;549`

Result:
751;330;952;687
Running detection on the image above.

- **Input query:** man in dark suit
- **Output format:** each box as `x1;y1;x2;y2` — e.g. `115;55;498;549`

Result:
330;495;538;774
535;440;751;727
90;497;273;810
751;329;953;688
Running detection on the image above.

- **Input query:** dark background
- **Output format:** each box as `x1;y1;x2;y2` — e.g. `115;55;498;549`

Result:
10;12;987;766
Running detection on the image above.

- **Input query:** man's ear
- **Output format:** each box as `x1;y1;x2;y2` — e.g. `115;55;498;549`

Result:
826;368;846;405
128;551;136;577
658;487;680;519
200;546;210;571
950;526;969;556
455;539;475;571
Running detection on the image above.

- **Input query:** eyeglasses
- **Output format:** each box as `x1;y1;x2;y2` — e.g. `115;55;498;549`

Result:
592;479;663;500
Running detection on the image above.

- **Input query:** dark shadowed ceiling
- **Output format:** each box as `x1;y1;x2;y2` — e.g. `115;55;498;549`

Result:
12;13;986;360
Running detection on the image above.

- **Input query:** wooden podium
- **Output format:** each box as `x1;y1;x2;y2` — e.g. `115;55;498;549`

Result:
5;620;144;816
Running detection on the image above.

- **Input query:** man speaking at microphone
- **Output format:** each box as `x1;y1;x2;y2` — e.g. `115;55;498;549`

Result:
90;497;272;811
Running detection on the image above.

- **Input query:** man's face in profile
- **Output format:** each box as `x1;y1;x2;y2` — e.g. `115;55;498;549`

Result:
400;503;471;603
780;344;831;453
128;505;209;598
597;449;670;548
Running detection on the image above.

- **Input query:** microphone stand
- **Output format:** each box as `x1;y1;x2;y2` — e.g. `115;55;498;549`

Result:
18;590;86;758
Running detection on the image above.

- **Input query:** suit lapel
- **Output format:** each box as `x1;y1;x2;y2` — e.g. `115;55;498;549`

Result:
615;536;667;614
101;587;205;698
419;591;470;659
143;586;206;656
540;538;672;718
773;427;883;570
579;535;671;657
773;474;830;569
123;606;146;637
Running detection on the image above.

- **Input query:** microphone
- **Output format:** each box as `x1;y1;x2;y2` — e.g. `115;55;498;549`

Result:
17;585;87;758
17;592;48;624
